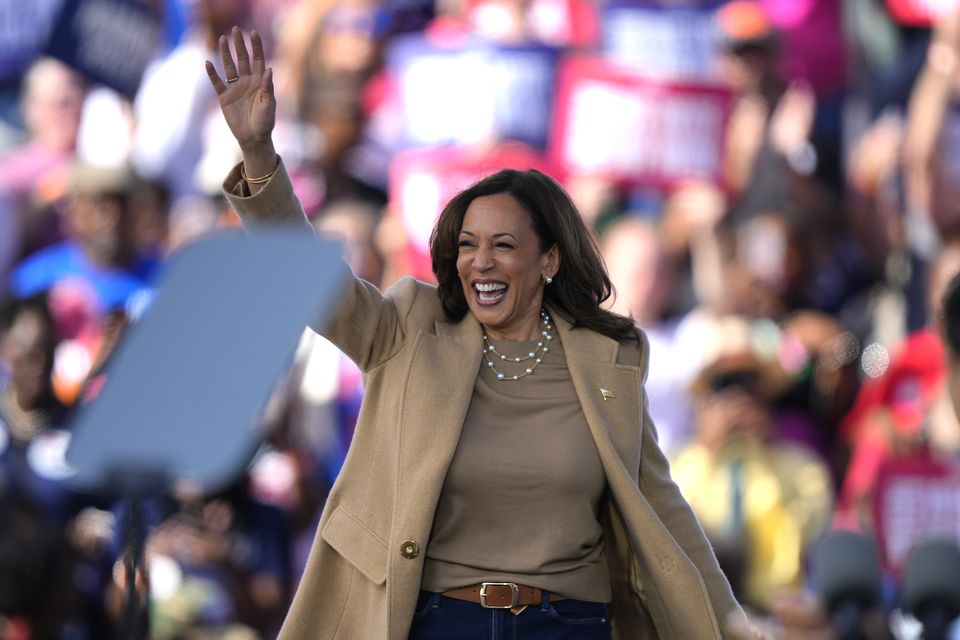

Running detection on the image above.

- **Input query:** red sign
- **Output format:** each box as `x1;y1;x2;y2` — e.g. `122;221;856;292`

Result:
388;144;558;281
873;451;960;574
549;56;732;189
886;0;959;26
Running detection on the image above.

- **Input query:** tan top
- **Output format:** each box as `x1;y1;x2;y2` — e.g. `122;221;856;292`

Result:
420;336;612;602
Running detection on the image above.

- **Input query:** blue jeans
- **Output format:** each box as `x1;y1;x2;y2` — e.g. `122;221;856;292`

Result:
407;590;611;639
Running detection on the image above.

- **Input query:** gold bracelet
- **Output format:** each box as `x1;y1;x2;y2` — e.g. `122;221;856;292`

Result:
240;155;280;185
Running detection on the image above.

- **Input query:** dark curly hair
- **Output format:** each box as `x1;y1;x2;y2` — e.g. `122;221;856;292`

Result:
429;168;639;343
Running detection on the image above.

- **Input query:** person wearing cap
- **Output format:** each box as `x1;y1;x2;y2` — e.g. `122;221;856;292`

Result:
204;28;766;640
670;315;833;611
717;0;821;197
8;161;160;314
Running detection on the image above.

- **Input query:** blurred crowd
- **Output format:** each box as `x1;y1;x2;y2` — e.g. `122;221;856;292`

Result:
2;0;960;637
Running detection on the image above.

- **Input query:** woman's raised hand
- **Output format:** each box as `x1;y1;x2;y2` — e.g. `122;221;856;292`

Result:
205;27;276;153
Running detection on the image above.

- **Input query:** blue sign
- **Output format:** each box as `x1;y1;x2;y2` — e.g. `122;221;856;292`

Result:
601;1;725;81
388;34;559;149
0;0;62;81
45;0;159;98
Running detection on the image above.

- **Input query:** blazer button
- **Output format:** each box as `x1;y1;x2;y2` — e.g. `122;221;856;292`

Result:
400;540;419;559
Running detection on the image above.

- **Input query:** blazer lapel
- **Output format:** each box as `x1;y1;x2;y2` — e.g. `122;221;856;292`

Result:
554;316;643;477
396;315;482;501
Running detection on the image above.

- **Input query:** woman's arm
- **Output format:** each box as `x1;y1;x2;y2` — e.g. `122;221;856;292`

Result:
904;9;960;226
221;157;420;370
207;28;418;370
633;332;747;638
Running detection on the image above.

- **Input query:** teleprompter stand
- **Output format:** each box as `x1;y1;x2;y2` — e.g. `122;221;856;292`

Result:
65;229;346;639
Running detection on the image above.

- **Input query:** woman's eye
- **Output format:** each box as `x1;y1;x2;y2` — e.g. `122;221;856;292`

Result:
457;240;474;248
496;242;514;249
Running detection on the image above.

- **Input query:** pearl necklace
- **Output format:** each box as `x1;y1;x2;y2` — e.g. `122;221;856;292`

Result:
482;309;553;381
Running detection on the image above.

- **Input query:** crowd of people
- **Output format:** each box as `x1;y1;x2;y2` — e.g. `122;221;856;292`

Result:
1;0;960;637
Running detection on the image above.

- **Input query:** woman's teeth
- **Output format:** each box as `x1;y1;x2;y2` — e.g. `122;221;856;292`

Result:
475;283;506;303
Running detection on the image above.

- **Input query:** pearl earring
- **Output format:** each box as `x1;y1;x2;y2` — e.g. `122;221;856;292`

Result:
545;276;553;285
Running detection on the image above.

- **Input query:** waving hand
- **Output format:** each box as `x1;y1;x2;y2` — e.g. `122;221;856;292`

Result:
205;27;278;188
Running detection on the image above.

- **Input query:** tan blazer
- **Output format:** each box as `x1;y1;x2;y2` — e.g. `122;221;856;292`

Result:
224;163;746;640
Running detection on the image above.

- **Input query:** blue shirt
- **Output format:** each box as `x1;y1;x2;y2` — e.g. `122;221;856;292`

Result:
11;242;158;311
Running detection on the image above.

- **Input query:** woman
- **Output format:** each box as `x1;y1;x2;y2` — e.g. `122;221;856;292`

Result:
205;28;749;640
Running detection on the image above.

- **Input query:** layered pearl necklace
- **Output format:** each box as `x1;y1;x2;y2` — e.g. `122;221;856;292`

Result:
482;309;554;381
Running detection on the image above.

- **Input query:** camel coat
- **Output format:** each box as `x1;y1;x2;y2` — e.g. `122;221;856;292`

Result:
224;163;745;640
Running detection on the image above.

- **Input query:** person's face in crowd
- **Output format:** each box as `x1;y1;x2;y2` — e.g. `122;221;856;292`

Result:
456;193;558;341
67;193;132;267
1;308;56;409
695;367;770;454
128;183;170;257
718;42;779;96
317;2;386;75
780;311;860;427
602;219;674;326
23;62;84;153
727;213;803;316
305;94;363;167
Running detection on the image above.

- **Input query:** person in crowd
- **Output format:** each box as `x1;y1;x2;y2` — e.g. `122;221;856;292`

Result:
0;294;74;525
600;215;703;455
204;28;758;639
837;234;960;528
670;314;834;611
9;161;159;315
0;59;85;198
0;294;116;639
904;6;960;242
0;59;87;297
132;0;254;205
717;0;801;197
774;310;861;467
6;162;162;405
124;479;292;639
270;0;392;210
0;499;73;640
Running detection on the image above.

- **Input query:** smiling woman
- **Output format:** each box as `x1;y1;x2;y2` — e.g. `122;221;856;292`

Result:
454;193;557;342
206;26;755;640
430;168;639;346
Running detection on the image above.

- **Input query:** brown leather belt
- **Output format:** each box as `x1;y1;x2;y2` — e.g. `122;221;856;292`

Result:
442;582;567;610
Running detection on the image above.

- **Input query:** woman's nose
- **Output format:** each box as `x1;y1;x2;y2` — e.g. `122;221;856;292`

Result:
473;246;493;269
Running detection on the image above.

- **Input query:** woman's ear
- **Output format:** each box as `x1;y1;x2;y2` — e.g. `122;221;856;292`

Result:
545;244;560;279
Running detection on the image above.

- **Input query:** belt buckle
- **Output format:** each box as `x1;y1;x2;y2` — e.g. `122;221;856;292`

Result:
479;582;520;609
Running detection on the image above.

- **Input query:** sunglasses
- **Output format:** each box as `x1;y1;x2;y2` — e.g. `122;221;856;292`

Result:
726;41;774;57
707;369;762;395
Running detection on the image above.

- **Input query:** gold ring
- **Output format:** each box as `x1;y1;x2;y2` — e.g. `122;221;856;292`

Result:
226;76;239;83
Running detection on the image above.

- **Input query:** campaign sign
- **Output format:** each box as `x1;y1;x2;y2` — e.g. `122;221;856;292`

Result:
873;452;960;574
601;0;725;81
467;0;600;48
45;0;159;98
886;0;959;26
550;56;732;189
387;34;559;150
0;0;62;81
388;144;557;280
